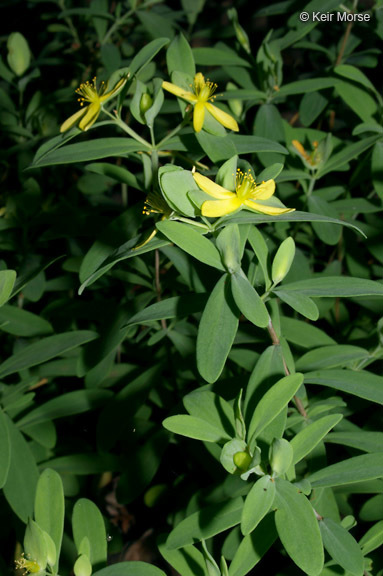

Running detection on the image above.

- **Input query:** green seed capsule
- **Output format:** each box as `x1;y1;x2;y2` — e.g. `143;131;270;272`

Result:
233;451;252;471
140;93;153;115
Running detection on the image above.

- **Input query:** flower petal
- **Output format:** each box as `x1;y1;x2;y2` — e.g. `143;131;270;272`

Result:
102;76;128;101
244;200;295;215
205;102;239;132
79;102;101;131
202;197;242;217
251;179;275;200
162;81;197;102
60;108;87;133
193;101;205;132
193;173;235;199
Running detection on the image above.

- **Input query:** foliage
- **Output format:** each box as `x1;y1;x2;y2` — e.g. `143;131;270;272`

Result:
1;0;383;575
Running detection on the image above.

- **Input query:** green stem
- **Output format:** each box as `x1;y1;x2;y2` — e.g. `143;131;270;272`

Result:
307;175;316;197
101;9;134;45
149;125;159;186
103;109;151;148
173;216;210;230
156;119;188;149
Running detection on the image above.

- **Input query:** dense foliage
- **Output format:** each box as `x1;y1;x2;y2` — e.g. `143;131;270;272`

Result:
1;0;383;575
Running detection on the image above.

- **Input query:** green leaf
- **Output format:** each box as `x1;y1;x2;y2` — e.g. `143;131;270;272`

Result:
308;195;342;246
93;562;167;576
277;77;337;97
231;272;269;328
228;135;288;155
272;238;295;285
280;276;383;297
319;518;364;576
167;33;195;76
126;294;207;326
217;224;241;274
17;390;112;427
41;453;119;475
229;515;277;576
335;79;378;123
0;409;10;488
248;373;304;440
166;498;243;549
34;469;64;573
72;499;107;568
156;221;224;271
31;138;149;168
3;415;39;523
247;226;271;289
74;554;92;576
163;415;231;443
296;345;369;371
24;519;48;569
241;476;276;535
129;38;170;76
317;135;379;178
291;414;343;465
7;32;30;76
274;290;319;321
0;331;98;379
159;166;198;217
197;275;240;383
359;520;383;555
158;540;206;576
304;369;383;404
85;162;142;189
184;390;235;437
334;64;377;92
193;47;251;67
274;479;324;576
0;270;16;307
280;317;336;349
196;132;237;163
372;141;383;200
216;210;365;237
309;453;383;487
0;305;53;336
325;431;383;453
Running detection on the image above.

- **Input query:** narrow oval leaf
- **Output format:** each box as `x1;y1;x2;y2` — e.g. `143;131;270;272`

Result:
248;373;304;440
241;475;276;535
197;275;240;383
291;414;343;465
0;330;98;379
319;518;364;576
3;415;39;522
359;520;383;555
34;469;64;573
274;479;324;576
296;345;369;371
166;498;243;549
231;273;269;328
184;390;235;437
0;305;53;336
304;369;383;404
0;270;16;307
309;453;383;488
229;515;277;576
163;415;231;443
281;276;383;297
274;290;319;321
156;220;225;271
272;238;295;284
72;498;107;568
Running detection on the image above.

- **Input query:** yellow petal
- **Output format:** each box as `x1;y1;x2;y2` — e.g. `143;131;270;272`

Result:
193;173;235;199
202;197;242;217
193;101;205;132
79;102;101;131
162;81;197;102
244;200;295;215
205;102;239;132
102;76;128;101
251;179;275;200
60;108;86;133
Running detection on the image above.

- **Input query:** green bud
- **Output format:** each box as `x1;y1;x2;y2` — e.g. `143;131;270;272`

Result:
271;237;295;285
233;451;252;471
216;224;241;274
269;438;293;476
74;554;92;576
140;93;153;115
7;32;31;76
226;82;243;117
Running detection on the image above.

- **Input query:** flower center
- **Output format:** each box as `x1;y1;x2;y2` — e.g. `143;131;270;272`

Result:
235;169;257;200
15;554;41;575
193;73;217;103
75;77;105;106
143;191;171;216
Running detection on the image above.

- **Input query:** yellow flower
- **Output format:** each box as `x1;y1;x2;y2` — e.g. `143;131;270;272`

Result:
162;72;239;133
15;554;42;574
60;75;128;133
193;169;295;218
292;139;321;167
